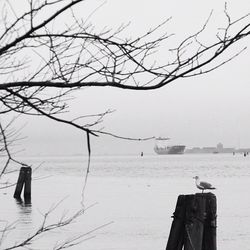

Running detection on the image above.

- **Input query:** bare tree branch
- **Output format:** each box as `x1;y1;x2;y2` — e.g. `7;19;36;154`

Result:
1;200;111;250
0;1;249;249
0;118;29;178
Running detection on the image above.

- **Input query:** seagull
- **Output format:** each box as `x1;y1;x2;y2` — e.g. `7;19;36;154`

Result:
193;176;216;193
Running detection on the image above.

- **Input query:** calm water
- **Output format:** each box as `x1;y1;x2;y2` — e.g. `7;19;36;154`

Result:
0;154;250;249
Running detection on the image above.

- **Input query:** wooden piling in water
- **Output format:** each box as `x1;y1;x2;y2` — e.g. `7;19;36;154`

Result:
202;193;217;250
166;193;217;250
165;195;186;250
13;167;26;199
24;167;32;200
13;166;32;201
184;194;206;250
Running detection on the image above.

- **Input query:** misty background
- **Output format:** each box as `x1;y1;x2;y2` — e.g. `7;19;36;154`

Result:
16;0;250;156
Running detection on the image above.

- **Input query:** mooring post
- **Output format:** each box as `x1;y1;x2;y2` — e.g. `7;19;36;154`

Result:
166;193;217;250
165;195;186;250
184;194;206;250
202;193;217;250
14;166;32;200
24;167;32;201
13;167;26;199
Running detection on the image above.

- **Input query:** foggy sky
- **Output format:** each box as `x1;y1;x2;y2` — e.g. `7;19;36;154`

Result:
19;0;250;156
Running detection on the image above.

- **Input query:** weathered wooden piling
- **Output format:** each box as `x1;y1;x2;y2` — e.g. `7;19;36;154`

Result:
166;193;217;250
165;195;186;250
184;194;206;250
13;166;32;201
202;193;217;250
13;167;26;199
24;167;32;200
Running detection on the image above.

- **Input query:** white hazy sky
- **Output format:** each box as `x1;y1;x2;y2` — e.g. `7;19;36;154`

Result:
17;0;250;156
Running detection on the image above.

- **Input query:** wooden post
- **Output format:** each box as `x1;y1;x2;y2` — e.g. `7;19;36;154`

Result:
13;167;26;199
166;193;217;250
165;195;186;250
13;166;32;201
24;167;32;201
184;194;206;250
202;193;217;250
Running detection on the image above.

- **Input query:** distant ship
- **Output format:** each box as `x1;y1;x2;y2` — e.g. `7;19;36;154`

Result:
154;137;186;155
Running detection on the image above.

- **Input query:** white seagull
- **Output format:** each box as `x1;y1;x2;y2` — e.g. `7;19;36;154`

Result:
193;176;216;193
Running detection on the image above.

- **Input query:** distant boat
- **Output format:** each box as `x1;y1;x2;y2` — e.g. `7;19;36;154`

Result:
154;137;185;155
